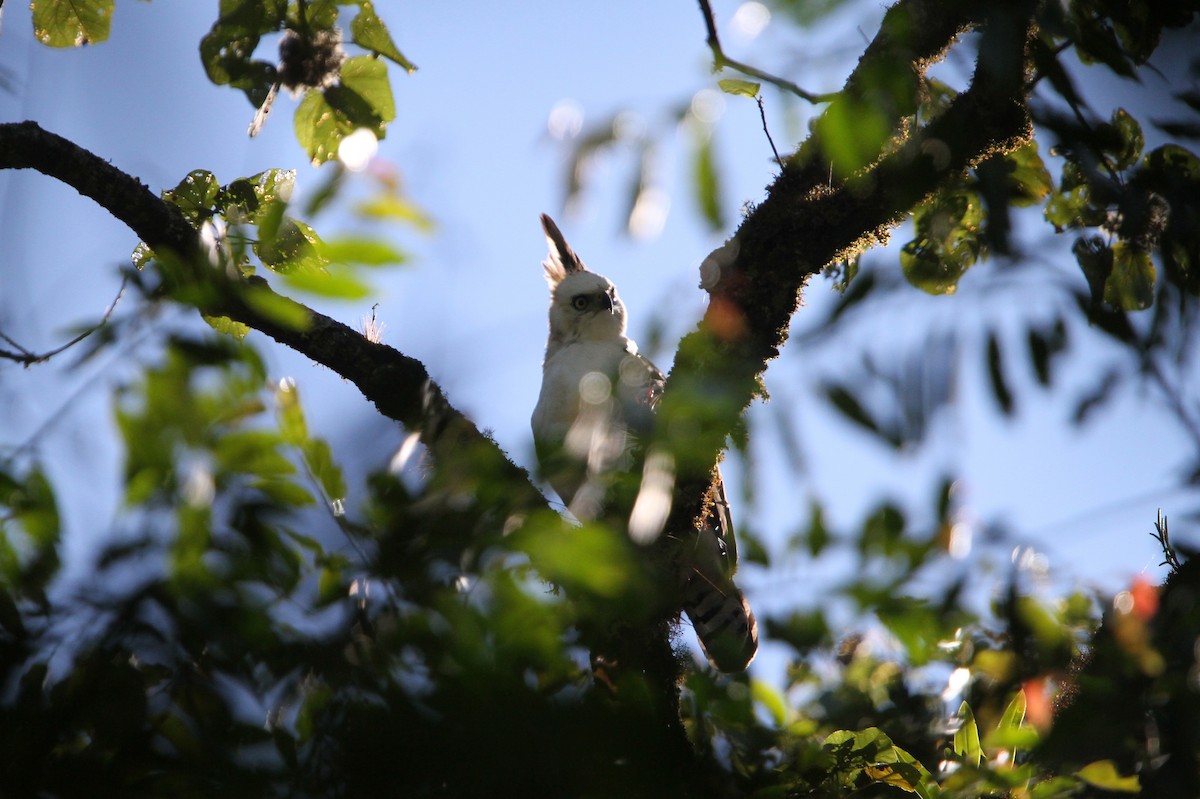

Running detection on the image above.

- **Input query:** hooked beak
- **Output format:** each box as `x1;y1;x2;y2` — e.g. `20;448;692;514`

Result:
601;289;615;313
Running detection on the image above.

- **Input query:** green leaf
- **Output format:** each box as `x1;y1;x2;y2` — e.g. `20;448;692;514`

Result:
282;264;372;300
901;187;986;294
1004;141;1052;207
294;56;394;166
1108;108;1144;171
220;169;297;224
823;728;934;799
1044;185;1096;232
718;78;761;98
350;2;417;71
1104;242;1155;310
802;500;829;557
254;477;316;507
875;598;942;666
692;133;725;230
202;314;252;341
763;609;830;654
215;431;295;479
243;283;312;330
355;194;436;231
0;468;62;598
816;95;889;178
163;170;221;224
32;0;113;47
320;236;408;267
318;565;343;605
953;701;982;766
199;0;286;106
303;439;347;500
751;680;787;726
256;217;330;273
514;514;635;600
998;688;1027;730
275;382;308;445
1075;760;1140;793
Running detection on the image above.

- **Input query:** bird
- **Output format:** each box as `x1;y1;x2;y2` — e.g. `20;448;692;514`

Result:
531;214;758;673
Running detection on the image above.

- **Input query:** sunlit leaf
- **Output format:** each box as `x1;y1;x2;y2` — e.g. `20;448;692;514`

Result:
256;217;330;273
202;314;252;341
350;2;417;71
953;701;982;766
163;170;221;224
295;56;394;166
824;728;934;799
1004;141;1052;207
718;78;760;98
999;688;1027;730
282;264;372;299
751;680;787;726
221;169;297;224
355;194;436;231
31;0;113;47
1075;760;1140;793
984;691;1040;753
320;236;408;267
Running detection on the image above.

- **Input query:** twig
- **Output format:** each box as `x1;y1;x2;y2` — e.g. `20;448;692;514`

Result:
1151;510;1181;573
756;96;784;170
696;0;829;104
0;274;128;366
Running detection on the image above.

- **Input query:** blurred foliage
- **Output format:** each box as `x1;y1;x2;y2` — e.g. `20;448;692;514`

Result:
7;0;1200;797
7;328;1190;795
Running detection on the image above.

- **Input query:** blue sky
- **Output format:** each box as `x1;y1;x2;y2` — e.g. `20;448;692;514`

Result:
1;1;1197;677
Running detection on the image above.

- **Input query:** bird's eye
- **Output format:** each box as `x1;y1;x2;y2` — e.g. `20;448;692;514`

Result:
571;296;588;310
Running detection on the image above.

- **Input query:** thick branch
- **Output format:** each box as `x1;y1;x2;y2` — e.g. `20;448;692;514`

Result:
0;120;546;515
657;2;1037;539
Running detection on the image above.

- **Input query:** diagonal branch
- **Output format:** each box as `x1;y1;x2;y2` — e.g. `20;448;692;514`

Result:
0;120;547;516
657;1;1038;545
696;0;829;104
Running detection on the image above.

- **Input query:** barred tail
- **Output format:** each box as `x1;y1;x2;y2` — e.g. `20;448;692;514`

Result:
682;576;759;673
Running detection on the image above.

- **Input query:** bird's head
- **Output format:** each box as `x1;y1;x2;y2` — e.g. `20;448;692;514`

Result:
541;214;628;343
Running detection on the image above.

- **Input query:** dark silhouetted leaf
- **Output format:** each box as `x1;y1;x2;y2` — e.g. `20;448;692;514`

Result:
986;330;1014;415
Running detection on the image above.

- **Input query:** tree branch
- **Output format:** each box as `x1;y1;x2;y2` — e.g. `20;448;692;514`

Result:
0;120;546;516
656;1;1038;545
696;0;829;104
0;274;128;366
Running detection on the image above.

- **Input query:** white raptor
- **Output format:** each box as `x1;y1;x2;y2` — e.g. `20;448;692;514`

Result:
531;214;757;673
